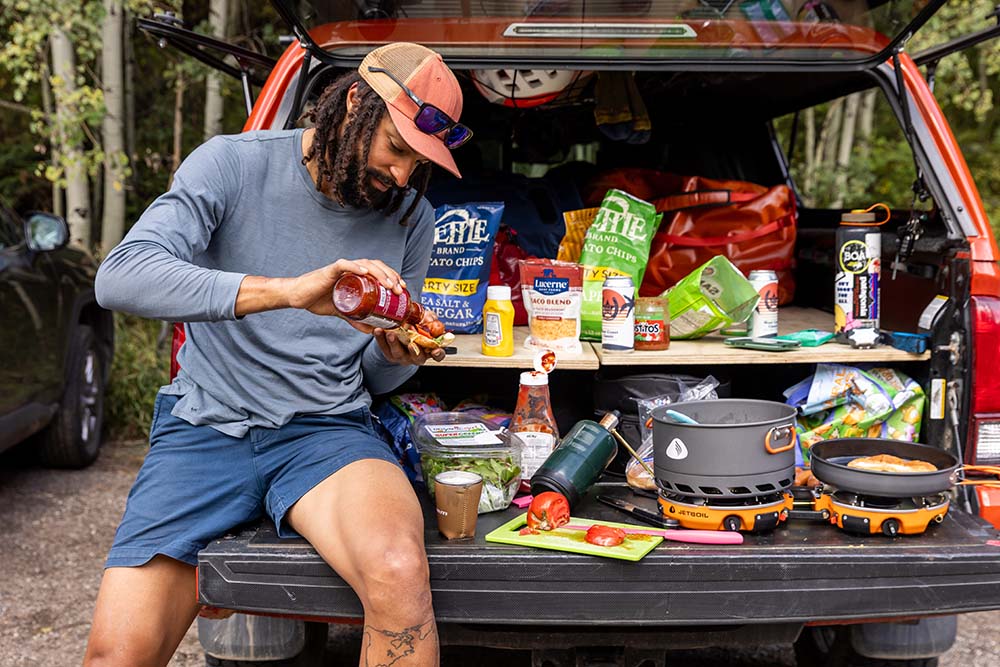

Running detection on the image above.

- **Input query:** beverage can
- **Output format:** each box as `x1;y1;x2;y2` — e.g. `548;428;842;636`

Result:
748;270;779;337
601;275;635;352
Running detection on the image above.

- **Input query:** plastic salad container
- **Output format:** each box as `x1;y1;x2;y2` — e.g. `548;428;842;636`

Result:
411;413;523;513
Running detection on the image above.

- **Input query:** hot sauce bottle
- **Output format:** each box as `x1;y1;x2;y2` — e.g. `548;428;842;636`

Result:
332;272;425;329
511;371;560;483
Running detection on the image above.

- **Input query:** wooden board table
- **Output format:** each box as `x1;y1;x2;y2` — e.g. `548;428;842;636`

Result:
435;326;600;370
594;306;931;366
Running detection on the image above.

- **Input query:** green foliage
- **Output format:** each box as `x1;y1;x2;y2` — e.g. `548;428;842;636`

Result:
911;0;1000;233
104;313;170;440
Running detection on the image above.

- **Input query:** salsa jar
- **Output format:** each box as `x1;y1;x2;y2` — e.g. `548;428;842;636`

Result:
634;296;670;351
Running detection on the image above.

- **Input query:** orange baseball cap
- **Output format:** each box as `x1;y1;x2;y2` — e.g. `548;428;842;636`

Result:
359;43;465;178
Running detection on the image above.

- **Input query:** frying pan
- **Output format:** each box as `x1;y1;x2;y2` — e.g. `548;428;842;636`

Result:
810;439;960;497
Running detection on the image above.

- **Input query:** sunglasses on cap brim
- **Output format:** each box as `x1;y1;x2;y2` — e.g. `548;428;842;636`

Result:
367;66;473;149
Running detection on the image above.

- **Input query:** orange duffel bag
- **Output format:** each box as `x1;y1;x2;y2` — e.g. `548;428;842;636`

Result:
582;170;797;304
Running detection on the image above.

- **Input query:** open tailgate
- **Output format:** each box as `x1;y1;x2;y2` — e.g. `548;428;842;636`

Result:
197;482;1000;625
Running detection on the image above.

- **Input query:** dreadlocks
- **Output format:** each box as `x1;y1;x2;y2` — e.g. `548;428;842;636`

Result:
303;71;432;226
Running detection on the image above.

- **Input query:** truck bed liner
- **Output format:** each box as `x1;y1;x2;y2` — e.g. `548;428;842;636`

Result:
197;483;1000;625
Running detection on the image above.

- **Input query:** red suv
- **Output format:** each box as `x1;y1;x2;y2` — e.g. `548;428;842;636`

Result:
144;1;1000;665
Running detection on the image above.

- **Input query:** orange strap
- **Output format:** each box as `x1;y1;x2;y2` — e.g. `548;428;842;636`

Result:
651;189;758;214
656;213;795;248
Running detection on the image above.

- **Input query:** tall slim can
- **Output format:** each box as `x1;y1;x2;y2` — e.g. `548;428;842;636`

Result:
748;270;779;337
601;275;635;353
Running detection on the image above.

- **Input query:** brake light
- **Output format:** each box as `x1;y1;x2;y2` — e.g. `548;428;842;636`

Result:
170;322;185;381
969;296;1000;466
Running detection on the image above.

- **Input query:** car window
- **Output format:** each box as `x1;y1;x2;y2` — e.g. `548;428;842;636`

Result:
281;0;940;65
773;88;918;210
0;208;23;249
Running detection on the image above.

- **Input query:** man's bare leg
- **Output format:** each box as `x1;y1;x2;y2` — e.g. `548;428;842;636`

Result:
83;556;200;666
286;459;438;667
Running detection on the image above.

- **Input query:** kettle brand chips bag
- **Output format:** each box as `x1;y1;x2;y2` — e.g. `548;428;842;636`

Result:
420;203;504;334
577;190;662;339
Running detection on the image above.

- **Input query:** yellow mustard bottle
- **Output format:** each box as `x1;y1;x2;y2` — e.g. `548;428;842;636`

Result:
482;285;515;357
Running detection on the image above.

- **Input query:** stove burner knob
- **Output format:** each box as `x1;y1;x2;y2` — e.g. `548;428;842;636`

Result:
881;518;901;537
723;515;742;532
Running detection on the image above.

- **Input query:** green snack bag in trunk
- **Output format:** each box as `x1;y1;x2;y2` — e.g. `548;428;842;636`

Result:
578;190;662;340
666;256;759;339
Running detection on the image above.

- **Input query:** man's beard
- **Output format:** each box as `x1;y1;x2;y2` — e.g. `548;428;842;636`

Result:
339;156;399;210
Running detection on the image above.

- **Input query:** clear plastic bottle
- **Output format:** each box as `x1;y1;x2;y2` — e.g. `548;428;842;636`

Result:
510;371;560;481
482;285;515;357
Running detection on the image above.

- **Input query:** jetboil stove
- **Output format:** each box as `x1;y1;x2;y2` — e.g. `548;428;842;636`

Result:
657;490;795;533
653;438;960;537
791;486;950;536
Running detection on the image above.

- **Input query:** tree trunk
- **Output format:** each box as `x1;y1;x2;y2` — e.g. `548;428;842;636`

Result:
818;99;843;175
803;107;816;203
203;0;229;140
101;0;127;256
50;28;90;247
832;93;861;209
124;7;136;172
169;70;186;189
856;89;876;171
39;53;62;219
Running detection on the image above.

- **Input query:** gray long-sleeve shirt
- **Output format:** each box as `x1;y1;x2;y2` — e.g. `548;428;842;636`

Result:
96;129;435;437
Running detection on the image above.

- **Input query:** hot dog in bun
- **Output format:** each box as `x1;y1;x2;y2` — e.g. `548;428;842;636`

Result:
389;320;455;351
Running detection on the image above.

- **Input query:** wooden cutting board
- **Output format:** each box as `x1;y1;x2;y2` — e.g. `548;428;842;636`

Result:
485;513;663;561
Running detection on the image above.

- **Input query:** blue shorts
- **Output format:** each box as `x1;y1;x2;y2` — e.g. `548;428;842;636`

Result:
105;393;400;568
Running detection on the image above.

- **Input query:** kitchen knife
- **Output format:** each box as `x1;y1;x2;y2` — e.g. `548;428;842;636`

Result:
561;524;743;545
597;495;680;529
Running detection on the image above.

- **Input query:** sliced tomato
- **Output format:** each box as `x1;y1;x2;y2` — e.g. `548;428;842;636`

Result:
584;525;627;547
526;492;571;531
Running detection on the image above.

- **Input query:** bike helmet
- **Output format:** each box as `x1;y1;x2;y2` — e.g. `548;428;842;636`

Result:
472;69;589;108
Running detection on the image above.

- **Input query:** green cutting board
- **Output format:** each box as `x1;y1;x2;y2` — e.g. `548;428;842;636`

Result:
485;513;663;561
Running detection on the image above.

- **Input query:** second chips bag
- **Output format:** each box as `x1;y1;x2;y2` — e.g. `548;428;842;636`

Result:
577;190;662;340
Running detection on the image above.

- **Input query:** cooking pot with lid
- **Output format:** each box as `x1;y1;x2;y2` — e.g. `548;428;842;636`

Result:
652;399;797;499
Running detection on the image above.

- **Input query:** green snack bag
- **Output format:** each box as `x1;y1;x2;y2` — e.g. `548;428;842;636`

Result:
578;190;662;340
666;256;759;339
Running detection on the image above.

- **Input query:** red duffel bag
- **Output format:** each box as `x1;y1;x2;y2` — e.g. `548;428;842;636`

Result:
582;170;797;304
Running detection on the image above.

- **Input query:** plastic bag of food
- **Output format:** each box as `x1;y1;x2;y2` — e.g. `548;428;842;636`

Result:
371;393;448;484
420;203;504;333
557;207;598;263
664;256;759;339
625;376;721;491
786;365;925;463
577;190;662;340
519;258;584;354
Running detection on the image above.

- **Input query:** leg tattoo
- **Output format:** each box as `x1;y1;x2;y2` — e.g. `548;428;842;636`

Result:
362;617;436;666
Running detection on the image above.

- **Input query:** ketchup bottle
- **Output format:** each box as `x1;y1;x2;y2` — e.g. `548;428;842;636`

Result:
332;273;425;329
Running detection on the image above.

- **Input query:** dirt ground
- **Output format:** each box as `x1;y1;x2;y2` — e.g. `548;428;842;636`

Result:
1;436;999;667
